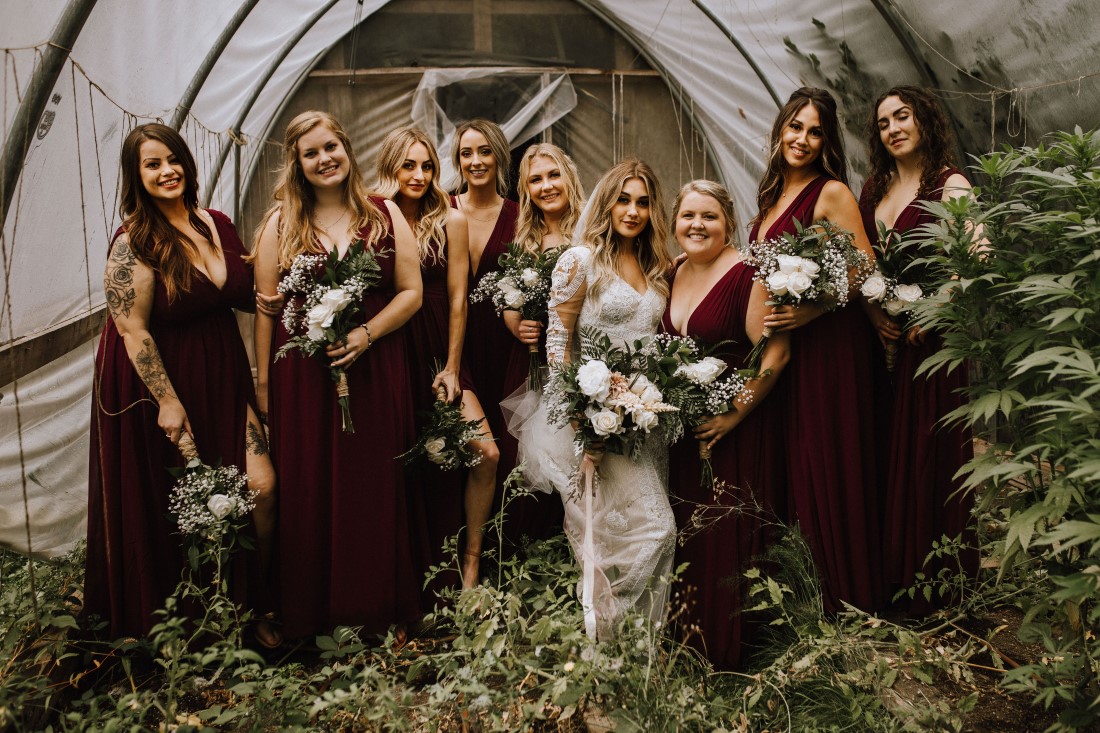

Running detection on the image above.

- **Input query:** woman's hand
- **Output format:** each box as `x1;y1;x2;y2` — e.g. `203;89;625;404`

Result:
693;411;742;450
515;319;542;346
256;291;285;316
906;323;927;346
762;303;823;332
325;325;371;369
158;397;193;446
864;302;902;346
432;368;461;403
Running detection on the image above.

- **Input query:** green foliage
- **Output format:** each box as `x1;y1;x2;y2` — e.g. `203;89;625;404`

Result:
911;126;1100;730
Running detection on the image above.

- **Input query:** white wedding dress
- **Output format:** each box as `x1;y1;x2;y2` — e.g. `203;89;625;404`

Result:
507;245;676;640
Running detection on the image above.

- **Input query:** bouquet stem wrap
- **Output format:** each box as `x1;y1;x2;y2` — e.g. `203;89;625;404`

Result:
178;432;200;462
885;339;899;373
698;440;714;492
336;369;354;433
527;343;542;391
744;325;773;375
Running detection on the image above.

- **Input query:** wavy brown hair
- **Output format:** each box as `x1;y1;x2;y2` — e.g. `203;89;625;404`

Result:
751;87;848;231
581;157;671;303
862;85;958;211
672;180;738;249
260;110;387;271
118;123;213;302
514;143;585;256
450;119;511;197
373;127;450;265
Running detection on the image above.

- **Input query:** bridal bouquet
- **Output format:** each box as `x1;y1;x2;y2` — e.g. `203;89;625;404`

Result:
469;243;565;389
401;384;488;471
276;241;384;432
646;334;752;488
546;327;679;463
861;222;929;371
168;435;257;570
743;219;872;372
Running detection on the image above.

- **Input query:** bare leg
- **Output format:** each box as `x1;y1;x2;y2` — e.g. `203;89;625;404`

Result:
458;391;499;589
244;406;279;646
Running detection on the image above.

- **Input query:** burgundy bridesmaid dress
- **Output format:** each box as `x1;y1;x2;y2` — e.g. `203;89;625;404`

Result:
270;198;420;639
859;168;978;610
750;175;884;613
662;261;786;669
86;210;258;638
403;242;473;603
455;199;562;550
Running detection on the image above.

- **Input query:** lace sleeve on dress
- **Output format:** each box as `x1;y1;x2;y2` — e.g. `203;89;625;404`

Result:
546;247;590;367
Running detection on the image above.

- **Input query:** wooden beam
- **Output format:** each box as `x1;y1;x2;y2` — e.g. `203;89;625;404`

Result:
0;308;106;387
308;67;660;79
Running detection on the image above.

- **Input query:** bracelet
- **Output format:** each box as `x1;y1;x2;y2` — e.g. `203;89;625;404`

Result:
360;323;373;350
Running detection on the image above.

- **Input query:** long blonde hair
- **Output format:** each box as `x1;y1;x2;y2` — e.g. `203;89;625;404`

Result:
373;127;450;265
450;119;511;197
514;143;585;256
260;110;388;270
581;157;671;302
672;180;738;249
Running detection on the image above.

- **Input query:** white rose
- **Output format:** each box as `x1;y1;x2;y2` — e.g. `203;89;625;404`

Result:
520;268;540;288
320;287;353;318
576;360;612;402
498;279;525;310
424;437;448;464
776;254;803;274
629;374;664;404
207;494;234;520
305;319;327;341
586;407;623;437
786;271;813;298
766;270;790;296
305;287;353;339
895;283;924;303
798;259;821;276
861;273;887;302
884;298;908;316
694;356;727;384
632;409;659;432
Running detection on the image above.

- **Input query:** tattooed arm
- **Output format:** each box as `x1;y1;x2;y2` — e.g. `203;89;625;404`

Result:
104;234;193;444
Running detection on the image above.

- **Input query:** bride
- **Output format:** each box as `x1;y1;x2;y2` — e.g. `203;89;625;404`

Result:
511;157;676;640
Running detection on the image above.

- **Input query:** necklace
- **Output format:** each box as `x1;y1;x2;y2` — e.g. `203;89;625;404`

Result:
314;209;349;234
460;196;503;223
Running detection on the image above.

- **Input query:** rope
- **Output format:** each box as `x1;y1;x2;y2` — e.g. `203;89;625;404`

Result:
0;52;39;618
347;0;366;87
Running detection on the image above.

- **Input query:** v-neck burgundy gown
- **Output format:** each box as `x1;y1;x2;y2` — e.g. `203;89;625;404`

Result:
750;176;884;613
859;168;978;610
456;198;563;550
269;199;420;639
86;209;258;638
403;238;476;604
662;260;787;669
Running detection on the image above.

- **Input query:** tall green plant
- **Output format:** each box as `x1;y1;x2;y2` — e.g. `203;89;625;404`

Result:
912;127;1100;731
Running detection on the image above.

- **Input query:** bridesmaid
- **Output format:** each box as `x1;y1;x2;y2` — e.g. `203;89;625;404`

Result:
859;86;978;609
449;119;525;549
253;111;422;639
663;180;789;669
500;142;586;542
86;123;277;643
373;127;499;592
751;87;883;613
